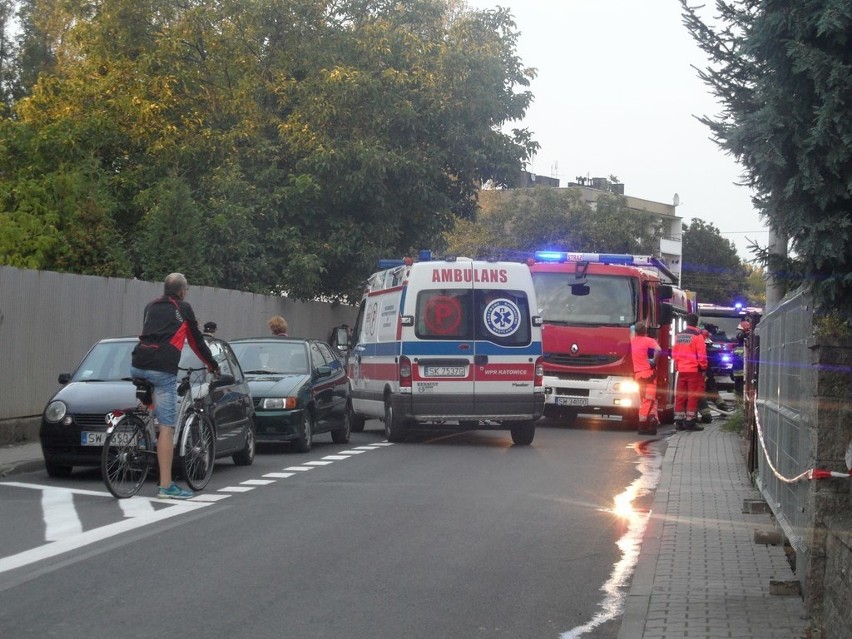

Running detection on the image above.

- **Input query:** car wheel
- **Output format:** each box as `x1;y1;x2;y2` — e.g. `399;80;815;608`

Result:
331;404;352;444
233;418;256;466
44;459;73;478
384;399;408;443
349;402;366;433
293;411;313;453
510;420;536;446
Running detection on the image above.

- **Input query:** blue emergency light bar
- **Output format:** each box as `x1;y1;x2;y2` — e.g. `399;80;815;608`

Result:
376;250;433;270
534;251;646;265
533;250;677;284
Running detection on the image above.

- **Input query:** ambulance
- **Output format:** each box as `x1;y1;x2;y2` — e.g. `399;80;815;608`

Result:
346;254;545;444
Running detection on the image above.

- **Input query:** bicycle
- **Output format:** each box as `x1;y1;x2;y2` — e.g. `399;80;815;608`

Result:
101;366;216;499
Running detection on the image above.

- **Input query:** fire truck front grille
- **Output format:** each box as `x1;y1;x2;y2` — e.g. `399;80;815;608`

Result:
544;353;620;367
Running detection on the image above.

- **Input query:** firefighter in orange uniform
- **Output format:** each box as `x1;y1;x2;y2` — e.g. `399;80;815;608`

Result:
630;321;662;435
673;313;708;431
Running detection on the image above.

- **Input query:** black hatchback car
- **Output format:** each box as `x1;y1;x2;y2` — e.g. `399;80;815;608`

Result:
39;336;256;477
229;337;351;452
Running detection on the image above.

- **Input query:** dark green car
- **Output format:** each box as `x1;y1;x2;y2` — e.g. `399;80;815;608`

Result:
230;337;352;452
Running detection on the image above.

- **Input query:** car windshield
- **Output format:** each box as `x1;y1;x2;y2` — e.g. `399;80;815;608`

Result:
532;272;636;325
71;341;136;382
700;316;742;342
231;342;309;375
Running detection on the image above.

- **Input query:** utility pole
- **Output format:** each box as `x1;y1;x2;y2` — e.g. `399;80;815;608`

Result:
765;226;787;312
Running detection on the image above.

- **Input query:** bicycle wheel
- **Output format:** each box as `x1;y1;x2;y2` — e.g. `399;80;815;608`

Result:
179;409;215;491
101;415;150;499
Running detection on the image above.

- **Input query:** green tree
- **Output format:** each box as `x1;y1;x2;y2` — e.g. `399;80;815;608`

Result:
744;263;766;307
680;218;745;305
0;0;537;300
680;0;852;316
444;187;661;260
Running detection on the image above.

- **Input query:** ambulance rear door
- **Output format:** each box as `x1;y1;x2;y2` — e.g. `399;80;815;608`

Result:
470;265;539;418
406;262;476;417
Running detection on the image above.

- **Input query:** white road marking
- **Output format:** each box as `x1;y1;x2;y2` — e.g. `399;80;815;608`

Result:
42;489;82;541
118;497;157;517
190;494;231;502
0;485;209;574
6;482;114;497
0;439;392;573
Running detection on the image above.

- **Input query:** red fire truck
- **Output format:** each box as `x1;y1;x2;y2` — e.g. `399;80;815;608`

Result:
528;251;694;427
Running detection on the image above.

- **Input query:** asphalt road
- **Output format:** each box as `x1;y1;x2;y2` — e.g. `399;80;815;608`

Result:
0;418;663;639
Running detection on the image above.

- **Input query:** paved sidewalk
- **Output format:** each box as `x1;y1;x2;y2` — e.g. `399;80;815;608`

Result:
1;425;811;638
618;423;809;639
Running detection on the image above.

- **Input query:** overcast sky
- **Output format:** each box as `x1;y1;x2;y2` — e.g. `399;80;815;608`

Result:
465;0;768;260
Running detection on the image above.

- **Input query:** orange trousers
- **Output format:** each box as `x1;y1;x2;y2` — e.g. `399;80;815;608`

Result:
636;375;658;424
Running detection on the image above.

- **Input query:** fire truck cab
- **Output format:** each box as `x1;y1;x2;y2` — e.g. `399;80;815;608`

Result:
697;303;762;392
529;251;693;427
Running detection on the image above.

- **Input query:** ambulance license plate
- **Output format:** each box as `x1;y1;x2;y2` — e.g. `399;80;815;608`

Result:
423;366;466;378
556;397;588;407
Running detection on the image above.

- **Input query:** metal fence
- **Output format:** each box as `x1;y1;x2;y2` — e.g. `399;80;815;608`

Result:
0;266;358;423
753;289;813;560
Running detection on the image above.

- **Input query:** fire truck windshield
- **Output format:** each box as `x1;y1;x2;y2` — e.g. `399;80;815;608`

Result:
532;272;636;325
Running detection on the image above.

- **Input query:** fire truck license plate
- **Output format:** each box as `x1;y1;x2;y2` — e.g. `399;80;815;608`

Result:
556;397;588;407
423;366;466;378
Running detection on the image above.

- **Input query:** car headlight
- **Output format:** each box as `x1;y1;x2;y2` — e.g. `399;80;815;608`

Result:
44;400;68;423
615;381;640;394
261;397;297;410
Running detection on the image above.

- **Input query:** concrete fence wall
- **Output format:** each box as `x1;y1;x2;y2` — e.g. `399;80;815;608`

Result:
0;266;357;442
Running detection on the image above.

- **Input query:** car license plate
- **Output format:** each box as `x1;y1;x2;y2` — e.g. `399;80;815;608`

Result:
556;397;588;407
422;366;466;378
81;431;135;446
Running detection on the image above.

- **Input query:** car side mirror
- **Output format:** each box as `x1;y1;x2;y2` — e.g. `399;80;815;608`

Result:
315;366;332;379
660;303;673;325
335;327;350;351
209;374;235;389
58;373;71;384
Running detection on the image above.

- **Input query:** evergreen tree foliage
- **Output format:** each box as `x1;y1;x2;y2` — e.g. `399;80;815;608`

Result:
681;0;852;315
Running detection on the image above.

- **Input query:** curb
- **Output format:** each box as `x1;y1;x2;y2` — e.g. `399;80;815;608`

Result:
0;459;45;478
616;430;677;639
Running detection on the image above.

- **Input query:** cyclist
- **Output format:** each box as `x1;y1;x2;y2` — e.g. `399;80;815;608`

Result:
130;273;220;499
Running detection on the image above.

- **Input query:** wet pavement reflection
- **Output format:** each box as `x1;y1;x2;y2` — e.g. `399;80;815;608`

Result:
561;437;665;639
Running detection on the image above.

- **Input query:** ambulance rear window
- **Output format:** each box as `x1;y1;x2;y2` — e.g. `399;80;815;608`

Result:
415;289;531;345
415;290;472;340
